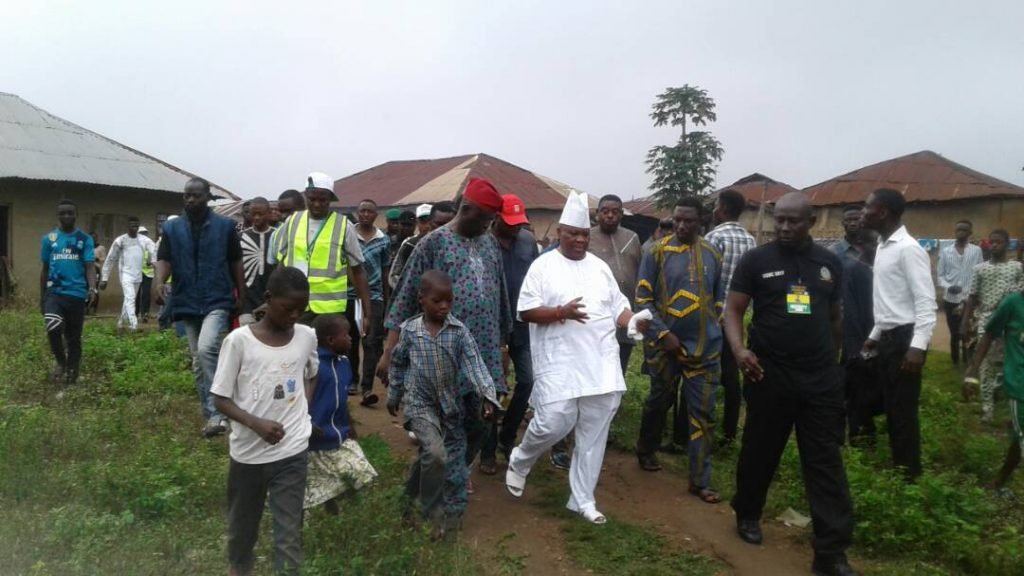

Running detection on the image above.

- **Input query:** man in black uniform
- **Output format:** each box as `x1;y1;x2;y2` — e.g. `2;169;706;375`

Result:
724;192;856;576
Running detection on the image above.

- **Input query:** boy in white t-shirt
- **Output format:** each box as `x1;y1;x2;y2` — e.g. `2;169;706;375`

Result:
211;266;318;576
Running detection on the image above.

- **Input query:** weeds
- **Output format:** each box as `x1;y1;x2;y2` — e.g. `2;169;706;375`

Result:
0;309;479;575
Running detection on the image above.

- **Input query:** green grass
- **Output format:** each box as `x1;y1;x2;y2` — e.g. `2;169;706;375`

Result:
611;350;1024;575
523;460;721;576
0;309;478;576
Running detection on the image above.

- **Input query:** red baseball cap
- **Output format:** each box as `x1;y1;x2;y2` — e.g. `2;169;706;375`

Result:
499;194;529;226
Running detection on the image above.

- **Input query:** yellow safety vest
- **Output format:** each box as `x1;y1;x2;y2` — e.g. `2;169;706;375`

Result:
279;210;349;313
141;246;154;278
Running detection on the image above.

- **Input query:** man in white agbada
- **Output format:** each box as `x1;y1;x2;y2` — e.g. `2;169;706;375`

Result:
100;216;157;331
505;191;649;524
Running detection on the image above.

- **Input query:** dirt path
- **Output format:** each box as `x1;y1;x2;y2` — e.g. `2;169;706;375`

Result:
354;405;815;576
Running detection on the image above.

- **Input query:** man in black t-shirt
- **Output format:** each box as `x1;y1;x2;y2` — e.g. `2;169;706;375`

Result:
723;193;857;576
238;197;275;325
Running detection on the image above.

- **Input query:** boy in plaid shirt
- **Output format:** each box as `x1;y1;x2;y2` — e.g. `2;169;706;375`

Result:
387;270;498;537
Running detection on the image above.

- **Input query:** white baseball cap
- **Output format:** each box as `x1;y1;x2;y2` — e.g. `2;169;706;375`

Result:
416;203;433;219
138;226;149;234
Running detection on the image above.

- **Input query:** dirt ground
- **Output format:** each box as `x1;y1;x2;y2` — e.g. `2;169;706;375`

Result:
357;405;816;576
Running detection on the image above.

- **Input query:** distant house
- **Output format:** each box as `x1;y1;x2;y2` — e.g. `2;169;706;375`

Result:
626;173;798;243
332;153;595;243
0;92;235;303
803;150;1024;240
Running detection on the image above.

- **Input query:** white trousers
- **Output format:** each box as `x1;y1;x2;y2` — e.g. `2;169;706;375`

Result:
509;391;622;515
119;278;141;330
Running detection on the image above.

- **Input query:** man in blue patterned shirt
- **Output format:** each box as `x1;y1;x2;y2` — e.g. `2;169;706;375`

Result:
635;197;725;505
348;199;391;406
387;270;497;537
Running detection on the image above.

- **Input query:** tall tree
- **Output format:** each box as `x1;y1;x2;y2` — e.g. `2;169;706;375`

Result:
645;85;725;207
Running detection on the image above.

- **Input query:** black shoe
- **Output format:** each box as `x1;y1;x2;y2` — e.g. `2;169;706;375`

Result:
812;558;858;576
360;392;379;407
637;453;662;472
736;519;763;545
550;451;571;471
348;386;359;396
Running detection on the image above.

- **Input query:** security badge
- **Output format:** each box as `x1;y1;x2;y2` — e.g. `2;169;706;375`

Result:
786;284;811;315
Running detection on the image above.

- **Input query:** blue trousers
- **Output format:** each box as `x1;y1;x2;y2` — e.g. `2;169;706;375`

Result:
638;350;719;488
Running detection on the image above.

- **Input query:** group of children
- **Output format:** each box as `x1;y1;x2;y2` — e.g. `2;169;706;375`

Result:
212;265;483;574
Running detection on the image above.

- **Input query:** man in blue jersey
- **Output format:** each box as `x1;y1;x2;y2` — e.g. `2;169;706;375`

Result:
40;199;97;387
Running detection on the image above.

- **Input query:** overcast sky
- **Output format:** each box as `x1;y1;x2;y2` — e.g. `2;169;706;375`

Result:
3;0;1022;200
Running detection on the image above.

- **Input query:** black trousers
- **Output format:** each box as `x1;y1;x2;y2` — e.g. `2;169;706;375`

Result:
877;324;923;480
844;356;883;442
619;341;633;376
136;275;153;317
227;451;307;575
343;300;385;393
44;293;86;377
943;301;964;365
731;359;853;563
720;344;741;440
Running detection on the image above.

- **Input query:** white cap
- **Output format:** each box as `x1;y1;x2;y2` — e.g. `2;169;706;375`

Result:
558;191;590;229
416;203;433;219
167;215;179;221
305;172;334;192
138;226;149;234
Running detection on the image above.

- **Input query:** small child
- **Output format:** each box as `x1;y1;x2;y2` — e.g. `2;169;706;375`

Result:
965;287;1024;491
306;314;378;513
387;270;499;537
210;267;318;576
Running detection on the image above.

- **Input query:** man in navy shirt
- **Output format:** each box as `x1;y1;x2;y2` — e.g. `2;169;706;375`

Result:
40;199;97;387
479;194;539;474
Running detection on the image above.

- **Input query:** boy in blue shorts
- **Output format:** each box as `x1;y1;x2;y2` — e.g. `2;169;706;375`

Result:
965;288;1024;490
40;199;97;387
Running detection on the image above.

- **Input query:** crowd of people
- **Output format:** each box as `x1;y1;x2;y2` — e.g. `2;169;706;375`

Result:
37;174;1024;576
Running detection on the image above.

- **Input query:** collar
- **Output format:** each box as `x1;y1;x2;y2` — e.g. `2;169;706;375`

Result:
882;225;909;246
359;226;387;241
711;221;743;233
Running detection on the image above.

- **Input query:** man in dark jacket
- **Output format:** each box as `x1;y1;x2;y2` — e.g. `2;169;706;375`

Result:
155;177;245;438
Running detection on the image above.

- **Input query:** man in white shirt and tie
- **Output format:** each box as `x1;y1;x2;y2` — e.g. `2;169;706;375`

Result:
936;220;983;366
860;188;937;481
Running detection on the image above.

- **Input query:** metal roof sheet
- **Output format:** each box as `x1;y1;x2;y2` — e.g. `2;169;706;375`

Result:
802;150;1024;206
333;153;595;210
0;92;235;199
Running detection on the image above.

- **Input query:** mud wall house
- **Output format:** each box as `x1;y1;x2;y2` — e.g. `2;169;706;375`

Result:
332;153;596;243
802;150;1024;242
0;92;235;306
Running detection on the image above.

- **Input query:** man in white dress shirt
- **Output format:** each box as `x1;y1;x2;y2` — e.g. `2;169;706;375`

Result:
100;216;157;331
505;191;646;525
936;220;983;366
860;188;936;481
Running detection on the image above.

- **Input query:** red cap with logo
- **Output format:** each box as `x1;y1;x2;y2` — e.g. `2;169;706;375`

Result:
499;194;529;226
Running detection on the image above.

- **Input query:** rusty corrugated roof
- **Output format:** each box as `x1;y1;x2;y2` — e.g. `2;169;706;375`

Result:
0;92;236;199
333;153;595;210
711;173;799;207
802;150;1024;206
622;196;670;218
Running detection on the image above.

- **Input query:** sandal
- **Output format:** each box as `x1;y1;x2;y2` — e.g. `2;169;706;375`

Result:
567;500;607;525
688;485;722;504
505;464;527;498
479;460;497;475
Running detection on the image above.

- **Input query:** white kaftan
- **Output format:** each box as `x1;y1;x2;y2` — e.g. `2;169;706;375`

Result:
516;250;631;406
509;249;631;518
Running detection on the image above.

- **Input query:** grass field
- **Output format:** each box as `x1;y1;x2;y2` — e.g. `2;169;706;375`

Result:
2;307;1023;575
